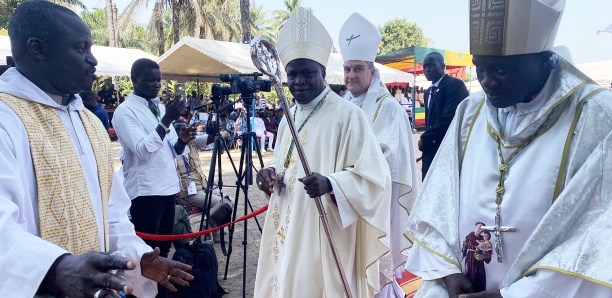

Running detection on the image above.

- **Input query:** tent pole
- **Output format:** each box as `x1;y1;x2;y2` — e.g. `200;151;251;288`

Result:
197;78;200;98
469;67;473;92
412;59;416;132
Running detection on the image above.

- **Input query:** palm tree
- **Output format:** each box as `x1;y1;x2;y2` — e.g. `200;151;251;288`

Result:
105;0;117;47
239;0;250;43
249;5;276;43
184;0;239;41
122;0;241;55
0;0;86;29
272;0;312;27
81;8;153;52
81;8;109;45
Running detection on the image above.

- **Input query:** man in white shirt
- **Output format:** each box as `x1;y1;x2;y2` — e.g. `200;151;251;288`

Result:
112;58;196;297
254;110;274;152
0;2;192;297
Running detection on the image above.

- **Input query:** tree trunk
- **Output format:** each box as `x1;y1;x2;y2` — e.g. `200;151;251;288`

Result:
154;2;165;55
112;3;118;45
172;0;180;44
240;0;250;43
105;0;116;47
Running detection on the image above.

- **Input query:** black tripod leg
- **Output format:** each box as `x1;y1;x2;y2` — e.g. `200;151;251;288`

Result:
223;134;247;280
199;137;220;236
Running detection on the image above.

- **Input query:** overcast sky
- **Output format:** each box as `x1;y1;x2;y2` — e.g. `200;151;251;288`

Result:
81;0;612;64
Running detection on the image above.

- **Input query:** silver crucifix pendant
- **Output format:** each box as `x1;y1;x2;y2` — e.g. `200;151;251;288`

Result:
277;172;286;195
481;209;517;263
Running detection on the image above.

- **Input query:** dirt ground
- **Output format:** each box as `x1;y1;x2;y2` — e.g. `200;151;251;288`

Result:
112;131;423;297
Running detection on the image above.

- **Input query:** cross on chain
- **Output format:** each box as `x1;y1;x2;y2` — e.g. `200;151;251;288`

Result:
277;172;286;195
481;208;517;263
346;34;361;46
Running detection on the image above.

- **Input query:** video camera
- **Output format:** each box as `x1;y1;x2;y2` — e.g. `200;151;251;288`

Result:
214;72;271;105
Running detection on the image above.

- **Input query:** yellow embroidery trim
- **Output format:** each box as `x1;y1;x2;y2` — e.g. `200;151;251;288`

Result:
403;230;462;271
523;266;612;289
553;87;606;202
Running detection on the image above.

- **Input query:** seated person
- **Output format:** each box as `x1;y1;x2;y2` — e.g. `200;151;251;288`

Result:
173;122;233;227
227;112;237;136
274;108;283;127
254;110;274;152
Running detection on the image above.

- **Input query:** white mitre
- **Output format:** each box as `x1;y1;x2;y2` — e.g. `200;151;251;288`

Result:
339;12;381;62
276;7;333;68
470;0;565;56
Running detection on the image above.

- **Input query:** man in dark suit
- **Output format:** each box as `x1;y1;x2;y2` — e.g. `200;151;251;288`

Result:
418;52;469;179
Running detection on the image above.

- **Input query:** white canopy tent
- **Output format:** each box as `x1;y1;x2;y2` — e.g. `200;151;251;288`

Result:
578;60;612;85
0;36;11;65
0;35;157;77
156;36;413;84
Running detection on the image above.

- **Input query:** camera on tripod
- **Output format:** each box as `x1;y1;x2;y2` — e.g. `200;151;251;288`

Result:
218;72;271;104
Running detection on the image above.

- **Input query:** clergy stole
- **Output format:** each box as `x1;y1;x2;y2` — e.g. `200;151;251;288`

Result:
0;93;112;254
458;98;574;290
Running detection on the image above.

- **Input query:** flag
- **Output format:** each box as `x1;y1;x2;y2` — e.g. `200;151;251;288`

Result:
599;23;612;34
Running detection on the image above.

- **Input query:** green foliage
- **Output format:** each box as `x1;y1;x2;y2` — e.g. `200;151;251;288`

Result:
272;0;312;27
80;8;153;54
250;5;276;43
0;28;7;36
81;8;109;46
118;77;134;96
379;18;430;54
0;0;85;29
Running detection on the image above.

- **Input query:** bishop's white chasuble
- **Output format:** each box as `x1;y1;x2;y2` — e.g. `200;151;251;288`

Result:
254;88;391;298
405;58;612;297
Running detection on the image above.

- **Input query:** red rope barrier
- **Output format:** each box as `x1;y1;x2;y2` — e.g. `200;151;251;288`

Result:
136;204;268;241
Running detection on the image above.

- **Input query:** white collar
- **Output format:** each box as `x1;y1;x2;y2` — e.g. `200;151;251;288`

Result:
0;68;84;111
345;68;386;121
499;69;557;117
128;93;160;106
432;74;446;88
297;86;330;110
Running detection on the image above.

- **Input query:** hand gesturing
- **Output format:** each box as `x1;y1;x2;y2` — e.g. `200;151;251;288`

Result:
140;247;194;292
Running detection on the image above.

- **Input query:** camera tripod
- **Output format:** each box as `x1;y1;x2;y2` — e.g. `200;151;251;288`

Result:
195;95;266;298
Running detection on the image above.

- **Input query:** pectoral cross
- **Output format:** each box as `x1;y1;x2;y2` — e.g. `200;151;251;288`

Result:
277;172;286;195
481;208;516;263
346;34;361;46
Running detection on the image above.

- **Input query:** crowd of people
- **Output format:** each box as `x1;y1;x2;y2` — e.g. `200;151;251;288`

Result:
1;0;611;298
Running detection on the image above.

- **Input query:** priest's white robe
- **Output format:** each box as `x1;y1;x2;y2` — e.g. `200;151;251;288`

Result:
405;57;612;297
254;87;392;298
0;68;156;297
346;73;419;297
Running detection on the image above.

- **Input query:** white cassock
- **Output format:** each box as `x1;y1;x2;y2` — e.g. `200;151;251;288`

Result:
0;68;156;297
254;86;392;298
346;69;419;298
405;57;612;297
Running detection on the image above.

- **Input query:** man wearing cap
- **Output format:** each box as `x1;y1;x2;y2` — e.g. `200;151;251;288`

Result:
405;1;612;297
254;7;391;298
340;12;419;298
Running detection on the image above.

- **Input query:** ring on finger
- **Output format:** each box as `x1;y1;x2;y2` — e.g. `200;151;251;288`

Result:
93;289;102;298
167;274;172;280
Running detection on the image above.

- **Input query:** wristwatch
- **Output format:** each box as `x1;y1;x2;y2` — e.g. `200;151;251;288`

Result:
159;122;171;134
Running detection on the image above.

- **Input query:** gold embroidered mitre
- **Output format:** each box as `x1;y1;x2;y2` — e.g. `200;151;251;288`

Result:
469;0;565;56
0;93;112;254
